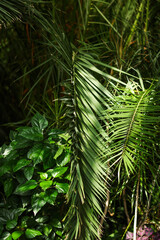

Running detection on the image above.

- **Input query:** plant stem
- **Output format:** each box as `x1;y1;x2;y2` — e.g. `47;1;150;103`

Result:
123;188;131;225
133;172;140;240
124;0;145;52
98;188;110;238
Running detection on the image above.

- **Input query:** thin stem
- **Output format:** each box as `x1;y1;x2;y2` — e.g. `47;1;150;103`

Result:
133;171;140;240
123;188;131;225
144;0;150;33
124;0;145;53
98;188;110;238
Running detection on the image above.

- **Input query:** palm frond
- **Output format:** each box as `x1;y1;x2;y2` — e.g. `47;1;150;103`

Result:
106;87;160;180
0;0;48;25
23;12;113;239
0;0;23;24
64;52;112;240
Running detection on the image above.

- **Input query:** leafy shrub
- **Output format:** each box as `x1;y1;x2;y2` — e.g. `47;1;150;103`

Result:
0;113;71;239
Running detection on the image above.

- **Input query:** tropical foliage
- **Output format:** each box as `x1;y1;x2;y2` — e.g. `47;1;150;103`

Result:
0;0;160;240
0;113;71;239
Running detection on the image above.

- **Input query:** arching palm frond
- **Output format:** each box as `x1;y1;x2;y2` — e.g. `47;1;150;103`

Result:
64;52;113;240
23;12;114;239
0;0;47;25
0;0;23;24
106;87;160;180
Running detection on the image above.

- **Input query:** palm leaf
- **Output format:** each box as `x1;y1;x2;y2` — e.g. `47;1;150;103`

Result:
106;87;160;181
24;12;113;239
0;0;48;25
64;53;113;239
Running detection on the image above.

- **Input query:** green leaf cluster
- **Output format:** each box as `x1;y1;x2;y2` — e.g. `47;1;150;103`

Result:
0;113;71;239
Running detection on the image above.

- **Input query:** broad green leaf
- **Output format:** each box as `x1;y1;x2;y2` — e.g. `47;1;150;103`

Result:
13;159;31;172
24;167;34;180
15;171;27;184
1;145;13;157
6;219;17;230
0;165;10;177
12;231;23;240
4;179;13;197
55;182;69;193
13;136;32;149
48;167;68;178
27;144;44;165
39;180;52;191
51;218;62;229
65;173;71;181
25;229;42;238
39;172;48;179
31;113;48;131
59;133;70;141
56;152;70;166
13;208;26;217
54;145;64;159
48;129;64;139
18;126;43;141
1;232;12;240
43;147;56;170
35;216;48;224
43;225;52;236
15;180;37;194
5;149;18;161
47;190;58;205
56;230;62;237
0;209;10;224
32;193;47;215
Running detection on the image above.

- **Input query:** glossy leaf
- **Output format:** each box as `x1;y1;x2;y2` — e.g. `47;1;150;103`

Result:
1;232;12;240
32;193;47;215
15;180;37;194
48;167;68;178
13;159;31;172
24;167;34;180
48;129;64;139
39;180;53;191
47;190;58;205
27;144;44;165
13;136;32;149
56;152;70;166
51;218;62;229
4;179;13;197
54;145;64;159
31;112;48;131
55;182;69;194
43;225;52;236
25;229;42;238
12;231;23;240
43;148;56;170
39;172;48;179
18;127;43;141
6;219;17;230
56;230;62;236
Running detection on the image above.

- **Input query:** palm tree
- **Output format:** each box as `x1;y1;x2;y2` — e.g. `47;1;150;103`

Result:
0;1;160;239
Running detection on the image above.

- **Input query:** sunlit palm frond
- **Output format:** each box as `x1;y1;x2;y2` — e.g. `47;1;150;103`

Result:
106;87;160;180
64;52;113;240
